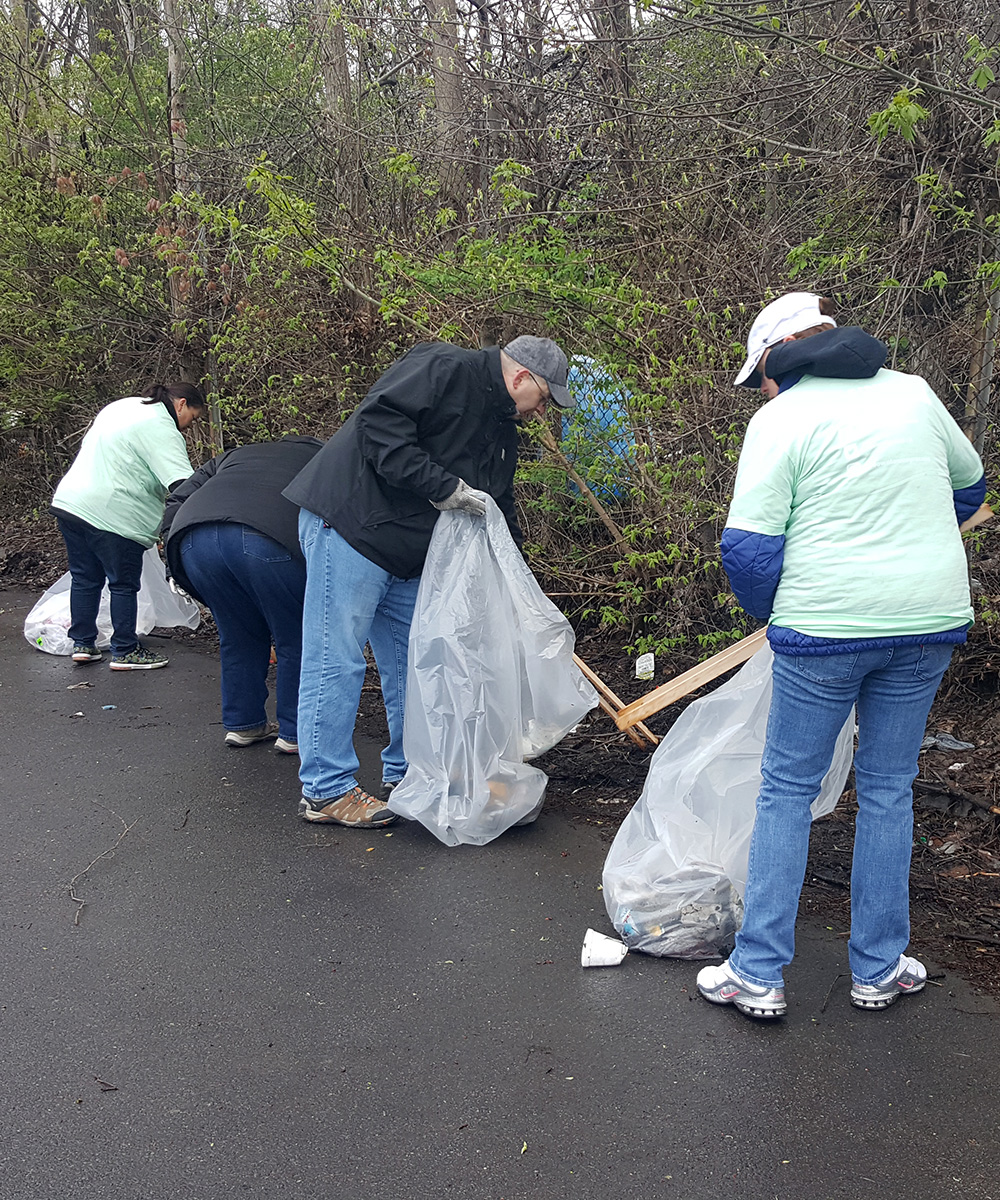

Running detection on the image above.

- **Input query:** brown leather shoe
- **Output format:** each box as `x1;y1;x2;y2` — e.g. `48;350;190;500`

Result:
298;785;397;827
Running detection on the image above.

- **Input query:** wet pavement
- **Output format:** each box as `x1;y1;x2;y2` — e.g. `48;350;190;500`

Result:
2;590;999;1199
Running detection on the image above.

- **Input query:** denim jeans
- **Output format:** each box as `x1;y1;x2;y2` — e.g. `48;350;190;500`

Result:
55;511;145;655
297;511;420;801
728;643;953;988
179;522;306;740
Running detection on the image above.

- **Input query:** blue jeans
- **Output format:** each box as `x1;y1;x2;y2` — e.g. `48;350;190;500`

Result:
728;644;953;988
55;511;145;655
297;512;420;801
179;523;306;740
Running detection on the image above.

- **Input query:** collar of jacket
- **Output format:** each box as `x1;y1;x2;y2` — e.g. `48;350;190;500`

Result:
485;346;518;421
765;326;888;385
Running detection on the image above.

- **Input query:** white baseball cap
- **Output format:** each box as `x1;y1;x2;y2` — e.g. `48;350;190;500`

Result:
734;293;837;387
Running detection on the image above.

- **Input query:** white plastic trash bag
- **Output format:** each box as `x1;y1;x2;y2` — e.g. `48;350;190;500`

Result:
602;644;854;959
24;547;200;655
388;498;599;846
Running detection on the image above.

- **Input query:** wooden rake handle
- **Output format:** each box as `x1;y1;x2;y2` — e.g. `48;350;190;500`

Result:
614;628;768;731
573;654;659;747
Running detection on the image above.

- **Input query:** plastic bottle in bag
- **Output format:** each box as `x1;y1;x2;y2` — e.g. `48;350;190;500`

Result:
602;645;853;958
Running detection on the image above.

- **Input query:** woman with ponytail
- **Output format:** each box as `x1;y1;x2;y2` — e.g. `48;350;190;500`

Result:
51;382;206;670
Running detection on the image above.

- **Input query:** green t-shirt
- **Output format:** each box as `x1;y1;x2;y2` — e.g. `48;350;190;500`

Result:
53;397;194;547
726;369;984;639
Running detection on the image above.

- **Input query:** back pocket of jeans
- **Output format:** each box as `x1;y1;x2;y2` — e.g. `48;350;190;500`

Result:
793;653;860;683
914;643;954;681
243;528;292;562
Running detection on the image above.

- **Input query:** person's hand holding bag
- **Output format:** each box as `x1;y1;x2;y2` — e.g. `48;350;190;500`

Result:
430;479;488;516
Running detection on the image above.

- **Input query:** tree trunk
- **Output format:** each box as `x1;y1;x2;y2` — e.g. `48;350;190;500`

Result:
313;0;352;125
967;292;1000;457
162;0;191;194
9;0;40;163
87;0;123;56
425;0;468;208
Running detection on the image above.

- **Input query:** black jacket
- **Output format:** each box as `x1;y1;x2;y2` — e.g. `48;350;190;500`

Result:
282;342;522;579
162;437;323;600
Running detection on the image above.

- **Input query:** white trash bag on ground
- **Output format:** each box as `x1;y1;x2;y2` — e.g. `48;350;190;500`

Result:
602;644;854;959
24;547;201;655
388;498;599;846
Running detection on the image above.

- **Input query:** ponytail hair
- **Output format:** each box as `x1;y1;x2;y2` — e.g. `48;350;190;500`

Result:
142;382;207;429
791;297;839;342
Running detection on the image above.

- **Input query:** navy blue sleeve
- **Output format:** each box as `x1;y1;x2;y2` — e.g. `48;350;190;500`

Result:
954;474;986;525
721;528;785;620
161;452;225;542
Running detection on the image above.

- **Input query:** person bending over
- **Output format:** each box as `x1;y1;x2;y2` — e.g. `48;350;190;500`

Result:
282;335;576;828
162;436;323;752
52;383;205;670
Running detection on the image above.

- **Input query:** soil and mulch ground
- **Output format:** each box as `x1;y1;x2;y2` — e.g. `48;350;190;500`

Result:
6;517;1000;997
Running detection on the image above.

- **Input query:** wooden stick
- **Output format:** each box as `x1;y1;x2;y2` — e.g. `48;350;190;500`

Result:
596;695;649;749
615;628;768;731
574;654;659;747
537;424;628;548
574;653;626;706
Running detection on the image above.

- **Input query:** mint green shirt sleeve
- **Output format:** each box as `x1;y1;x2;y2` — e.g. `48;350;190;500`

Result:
725;407;795;537
135;412;194;491
926;382;984;490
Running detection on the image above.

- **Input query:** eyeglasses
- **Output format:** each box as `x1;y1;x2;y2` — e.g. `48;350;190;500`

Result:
527;372;551;403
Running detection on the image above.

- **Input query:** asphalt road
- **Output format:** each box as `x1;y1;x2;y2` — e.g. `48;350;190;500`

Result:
3;590;999;1200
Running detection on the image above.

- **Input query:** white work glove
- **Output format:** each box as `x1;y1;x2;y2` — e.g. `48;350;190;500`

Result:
430;479;488;517
168;577;192;601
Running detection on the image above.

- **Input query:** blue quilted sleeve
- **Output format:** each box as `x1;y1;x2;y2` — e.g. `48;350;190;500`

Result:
954;474;986;525
721;527;785;620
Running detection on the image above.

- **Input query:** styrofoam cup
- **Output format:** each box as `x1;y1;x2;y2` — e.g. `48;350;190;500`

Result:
581;928;628;968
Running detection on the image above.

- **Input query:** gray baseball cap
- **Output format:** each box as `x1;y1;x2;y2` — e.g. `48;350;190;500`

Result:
503;335;574;408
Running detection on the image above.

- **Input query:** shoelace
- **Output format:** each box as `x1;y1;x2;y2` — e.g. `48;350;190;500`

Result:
342;787;379;809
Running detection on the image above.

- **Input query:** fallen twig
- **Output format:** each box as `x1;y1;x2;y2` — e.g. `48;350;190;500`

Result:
913;778;1000;815
808;871;849;889
68;808;137;926
820;972;849;1013
944;932;1000;946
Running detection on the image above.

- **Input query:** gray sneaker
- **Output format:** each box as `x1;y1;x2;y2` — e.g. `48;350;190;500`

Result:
696;959;786;1019
225;722;279;747
851;954;927;1010
110;645;168;671
274;736;299;755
